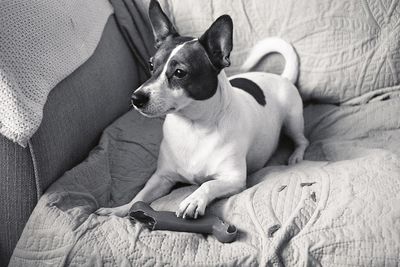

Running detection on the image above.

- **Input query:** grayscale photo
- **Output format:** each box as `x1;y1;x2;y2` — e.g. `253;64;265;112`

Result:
1;0;400;266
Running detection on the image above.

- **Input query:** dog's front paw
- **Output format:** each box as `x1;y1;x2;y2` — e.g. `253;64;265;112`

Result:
95;205;130;217
176;192;208;219
288;153;303;165
288;148;306;165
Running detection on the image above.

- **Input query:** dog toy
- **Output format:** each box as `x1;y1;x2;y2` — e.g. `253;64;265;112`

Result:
129;201;238;243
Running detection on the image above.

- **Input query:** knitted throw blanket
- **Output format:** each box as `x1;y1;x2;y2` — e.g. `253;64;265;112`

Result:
0;0;113;147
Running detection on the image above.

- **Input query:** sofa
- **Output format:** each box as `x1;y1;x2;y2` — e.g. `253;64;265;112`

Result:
2;0;400;266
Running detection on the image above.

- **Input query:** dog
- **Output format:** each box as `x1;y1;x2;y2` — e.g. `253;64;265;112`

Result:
96;0;309;219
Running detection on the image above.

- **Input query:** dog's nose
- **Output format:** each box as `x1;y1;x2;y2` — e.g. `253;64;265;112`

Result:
131;91;150;108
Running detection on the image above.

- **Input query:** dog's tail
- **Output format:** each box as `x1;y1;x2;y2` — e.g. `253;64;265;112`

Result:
241;37;299;84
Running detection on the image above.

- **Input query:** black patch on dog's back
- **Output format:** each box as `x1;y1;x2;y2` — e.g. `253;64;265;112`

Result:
230;78;266;106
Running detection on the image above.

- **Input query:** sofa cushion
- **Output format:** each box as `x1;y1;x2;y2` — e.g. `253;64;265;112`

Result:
158;0;400;104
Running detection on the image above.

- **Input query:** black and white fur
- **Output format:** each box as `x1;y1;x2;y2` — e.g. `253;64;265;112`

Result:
96;0;309;219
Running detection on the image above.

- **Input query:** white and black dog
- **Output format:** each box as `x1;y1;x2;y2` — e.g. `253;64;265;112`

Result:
96;0;308;218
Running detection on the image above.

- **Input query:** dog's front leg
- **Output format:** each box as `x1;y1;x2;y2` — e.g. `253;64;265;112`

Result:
95;172;175;217
176;175;246;219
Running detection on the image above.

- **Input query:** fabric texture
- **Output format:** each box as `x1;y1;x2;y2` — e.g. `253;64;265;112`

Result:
6;0;400;266
9;96;400;266
0;15;149;266
0;0;113;147
158;0;400;104
110;0;156;77
0;135;37;267
29;15;149;197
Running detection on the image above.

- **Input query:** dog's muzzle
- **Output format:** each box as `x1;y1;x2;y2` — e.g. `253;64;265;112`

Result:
131;91;150;108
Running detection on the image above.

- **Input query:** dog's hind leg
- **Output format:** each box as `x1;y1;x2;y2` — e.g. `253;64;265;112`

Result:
284;106;309;165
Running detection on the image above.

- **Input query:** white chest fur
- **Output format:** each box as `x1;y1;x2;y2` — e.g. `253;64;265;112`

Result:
159;114;235;184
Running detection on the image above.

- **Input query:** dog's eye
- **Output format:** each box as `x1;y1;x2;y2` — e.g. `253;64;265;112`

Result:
173;69;187;78
149;61;154;71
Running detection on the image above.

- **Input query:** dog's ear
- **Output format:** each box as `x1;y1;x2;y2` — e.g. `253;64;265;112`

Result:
148;0;179;47
199;15;233;71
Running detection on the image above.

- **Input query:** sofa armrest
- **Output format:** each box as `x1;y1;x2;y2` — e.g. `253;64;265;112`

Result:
0;136;37;266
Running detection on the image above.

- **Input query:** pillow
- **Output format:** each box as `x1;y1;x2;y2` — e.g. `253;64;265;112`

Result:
159;0;400;104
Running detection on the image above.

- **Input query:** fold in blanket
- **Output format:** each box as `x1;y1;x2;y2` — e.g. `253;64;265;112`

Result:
110;0;155;78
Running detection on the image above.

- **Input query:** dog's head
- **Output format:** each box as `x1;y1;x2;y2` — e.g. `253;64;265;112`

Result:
131;0;233;117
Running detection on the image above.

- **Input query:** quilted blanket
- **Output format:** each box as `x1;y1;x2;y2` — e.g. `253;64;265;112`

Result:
9;95;400;266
